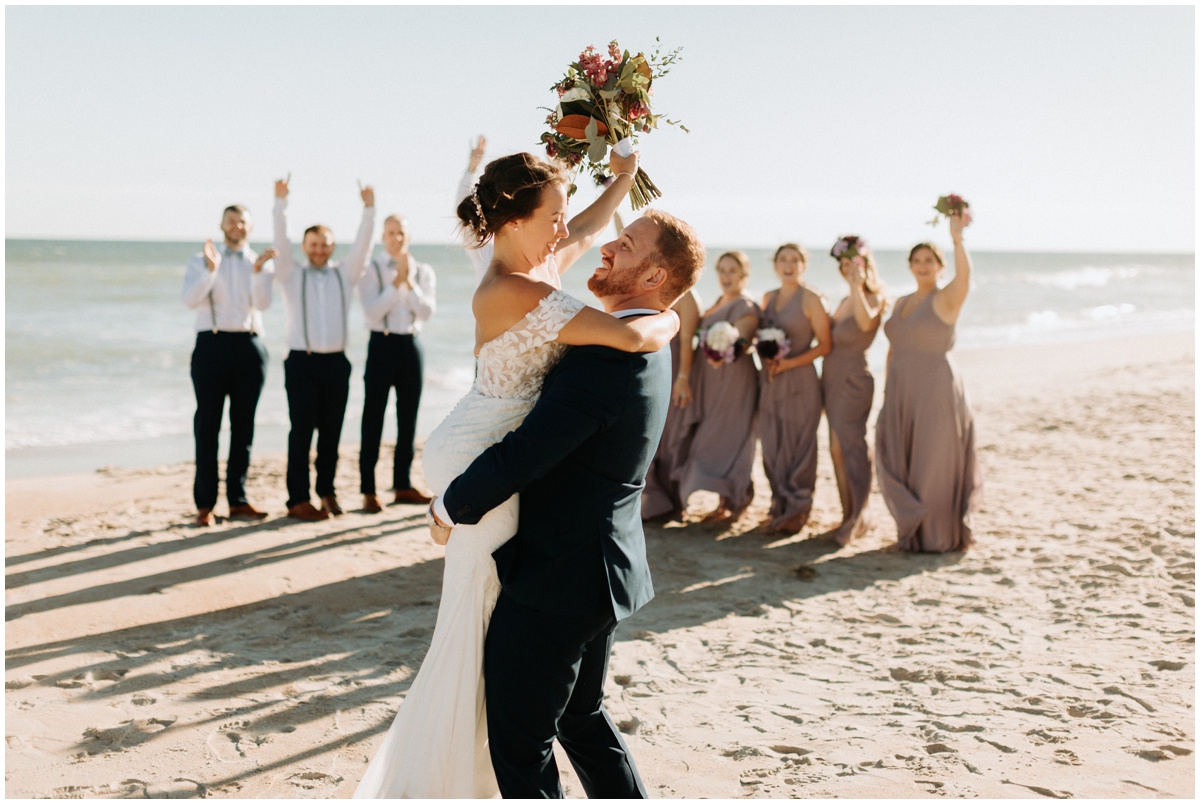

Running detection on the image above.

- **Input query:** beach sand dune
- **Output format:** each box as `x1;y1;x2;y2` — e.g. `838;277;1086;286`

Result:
5;333;1193;798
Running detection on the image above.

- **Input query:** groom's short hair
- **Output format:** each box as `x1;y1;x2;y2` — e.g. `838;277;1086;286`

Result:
642;209;706;306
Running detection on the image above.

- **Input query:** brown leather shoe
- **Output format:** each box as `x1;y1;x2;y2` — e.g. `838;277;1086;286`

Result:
194;508;214;526
228;503;268;521
392;488;433;505
287;501;330;522
362;494;383;514
320;495;344;516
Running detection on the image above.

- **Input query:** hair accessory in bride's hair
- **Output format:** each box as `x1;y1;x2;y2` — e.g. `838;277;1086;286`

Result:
470;184;487;232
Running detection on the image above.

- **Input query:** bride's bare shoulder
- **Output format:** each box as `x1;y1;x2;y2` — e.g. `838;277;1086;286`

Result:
473;271;556;341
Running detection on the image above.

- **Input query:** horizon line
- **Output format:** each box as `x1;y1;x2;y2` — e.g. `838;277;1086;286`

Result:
4;236;1195;258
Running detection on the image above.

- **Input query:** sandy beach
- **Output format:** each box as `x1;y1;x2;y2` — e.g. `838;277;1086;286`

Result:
5;331;1194;799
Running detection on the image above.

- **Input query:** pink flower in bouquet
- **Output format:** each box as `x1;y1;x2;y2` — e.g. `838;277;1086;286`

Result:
628;100;650;120
608;41;622;62
830;235;868;261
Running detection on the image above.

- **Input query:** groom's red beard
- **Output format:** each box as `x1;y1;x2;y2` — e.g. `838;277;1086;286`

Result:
587;260;647;298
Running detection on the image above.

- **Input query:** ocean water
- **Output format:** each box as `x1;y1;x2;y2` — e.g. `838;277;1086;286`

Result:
5;239;1194;476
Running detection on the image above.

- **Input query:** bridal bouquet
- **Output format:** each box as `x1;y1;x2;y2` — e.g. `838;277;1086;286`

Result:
928;194;973;226
830;235;869;266
540;38;686;209
754;327;791;361
699;320;744;364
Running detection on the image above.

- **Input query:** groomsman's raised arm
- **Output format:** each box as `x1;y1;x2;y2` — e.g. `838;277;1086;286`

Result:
272;178;296;283
339;184;376;286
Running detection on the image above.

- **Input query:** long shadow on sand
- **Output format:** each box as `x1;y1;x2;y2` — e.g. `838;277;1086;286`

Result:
4;514;424;621
6;516;962;794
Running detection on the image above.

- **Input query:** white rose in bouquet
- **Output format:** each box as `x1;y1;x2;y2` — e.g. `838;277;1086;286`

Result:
705;321;739;353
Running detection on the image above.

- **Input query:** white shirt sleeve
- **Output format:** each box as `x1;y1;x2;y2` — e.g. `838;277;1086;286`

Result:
404;263;436;322
359;259;399;320
273;198;296;283
433;496;455;528
182;252;218;308
250;251;273;310
341;206;376;287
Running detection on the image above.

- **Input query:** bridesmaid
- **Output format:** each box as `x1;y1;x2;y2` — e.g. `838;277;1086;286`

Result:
642;286;702;521
757;244;830;534
674;251;761;522
823;236;885;546
875;212;982;552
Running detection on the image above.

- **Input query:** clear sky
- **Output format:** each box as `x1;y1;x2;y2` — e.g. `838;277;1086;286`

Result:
5;5;1195;251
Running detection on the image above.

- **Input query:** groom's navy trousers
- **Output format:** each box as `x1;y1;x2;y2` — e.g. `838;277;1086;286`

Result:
444;341;669;798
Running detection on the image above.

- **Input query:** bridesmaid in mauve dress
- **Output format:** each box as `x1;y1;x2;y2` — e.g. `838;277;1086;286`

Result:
875;211;982;552
823;236;886;546
674;251;761;522
642;287;702;520
757;244;831;534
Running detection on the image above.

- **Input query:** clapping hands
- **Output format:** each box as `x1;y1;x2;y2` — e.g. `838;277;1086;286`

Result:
202;239;221;272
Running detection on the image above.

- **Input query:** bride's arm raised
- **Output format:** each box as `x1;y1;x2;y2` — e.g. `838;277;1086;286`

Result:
474;272;679;354
551;151;639;274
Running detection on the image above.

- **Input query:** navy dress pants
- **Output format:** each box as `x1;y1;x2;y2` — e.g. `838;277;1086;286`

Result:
359;332;424;495
284;350;351;508
190;331;268;510
484;591;649;799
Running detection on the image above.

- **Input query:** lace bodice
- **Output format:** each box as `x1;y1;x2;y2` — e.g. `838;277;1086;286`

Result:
474;289;585;400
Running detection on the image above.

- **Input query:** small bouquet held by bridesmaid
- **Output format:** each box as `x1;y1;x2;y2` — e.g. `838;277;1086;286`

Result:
698;320;744;365
928;194;973;226
830;235;869;266
540;38;686;209
754;327;791;361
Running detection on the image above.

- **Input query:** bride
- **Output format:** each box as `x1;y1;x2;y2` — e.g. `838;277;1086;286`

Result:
354;149;676;798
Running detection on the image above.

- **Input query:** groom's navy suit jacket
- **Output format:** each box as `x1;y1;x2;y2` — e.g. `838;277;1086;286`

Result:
442;341;669;621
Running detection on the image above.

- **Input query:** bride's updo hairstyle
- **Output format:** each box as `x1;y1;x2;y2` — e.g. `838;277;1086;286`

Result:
457;153;571;247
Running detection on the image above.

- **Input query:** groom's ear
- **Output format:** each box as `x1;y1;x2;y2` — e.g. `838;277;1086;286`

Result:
642;265;668;291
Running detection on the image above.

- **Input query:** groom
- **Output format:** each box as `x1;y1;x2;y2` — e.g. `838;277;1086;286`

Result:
430;209;705;798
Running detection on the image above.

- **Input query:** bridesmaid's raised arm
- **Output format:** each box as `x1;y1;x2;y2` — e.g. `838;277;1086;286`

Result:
847;263;884;332
933;212;973;325
557;305;680;353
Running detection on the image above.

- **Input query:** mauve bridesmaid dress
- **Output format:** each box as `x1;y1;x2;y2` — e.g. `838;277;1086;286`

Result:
642;332;686;519
875;293;982;552
674;296;760;516
757;288;823;531
821;307;879;537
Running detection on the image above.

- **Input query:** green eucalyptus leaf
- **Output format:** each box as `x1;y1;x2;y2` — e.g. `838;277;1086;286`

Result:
584;118;598;142
587;138;608;163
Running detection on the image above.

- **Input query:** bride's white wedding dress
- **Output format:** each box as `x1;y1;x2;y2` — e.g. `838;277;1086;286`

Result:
354;261;584;799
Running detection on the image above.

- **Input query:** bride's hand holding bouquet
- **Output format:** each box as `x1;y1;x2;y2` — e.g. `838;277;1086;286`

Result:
540;38;685;209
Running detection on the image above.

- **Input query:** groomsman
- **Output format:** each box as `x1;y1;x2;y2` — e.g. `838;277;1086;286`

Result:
273;178;376;521
358;215;436;513
181;205;276;526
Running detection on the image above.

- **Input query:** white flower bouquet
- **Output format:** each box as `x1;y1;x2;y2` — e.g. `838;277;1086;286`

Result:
699;320;743;364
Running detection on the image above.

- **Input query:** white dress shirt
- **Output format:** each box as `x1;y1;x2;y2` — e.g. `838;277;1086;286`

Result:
273;198;375;353
359;254;436;335
457;167;493;283
433;306;662;527
181;244;273;334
